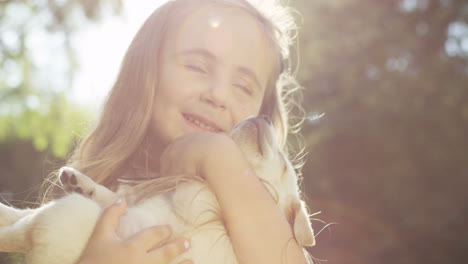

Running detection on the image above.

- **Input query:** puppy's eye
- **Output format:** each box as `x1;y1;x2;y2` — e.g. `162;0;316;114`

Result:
281;164;288;180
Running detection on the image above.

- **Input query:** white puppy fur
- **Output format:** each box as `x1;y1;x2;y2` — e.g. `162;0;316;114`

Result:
0;116;315;264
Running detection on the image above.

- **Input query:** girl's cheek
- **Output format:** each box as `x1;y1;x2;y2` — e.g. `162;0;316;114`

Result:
233;101;261;124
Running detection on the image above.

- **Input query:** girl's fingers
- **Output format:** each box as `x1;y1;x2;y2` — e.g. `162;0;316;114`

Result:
149;237;191;263
94;198;127;238
126;225;173;251
178;259;194;264
78;199;192;264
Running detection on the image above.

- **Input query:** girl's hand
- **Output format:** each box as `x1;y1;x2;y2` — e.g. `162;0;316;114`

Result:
77;199;192;264
160;132;239;178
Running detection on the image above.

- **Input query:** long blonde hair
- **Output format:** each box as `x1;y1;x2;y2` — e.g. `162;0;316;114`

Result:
42;0;303;197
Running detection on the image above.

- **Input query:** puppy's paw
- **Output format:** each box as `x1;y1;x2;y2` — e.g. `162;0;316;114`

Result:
59;167;95;198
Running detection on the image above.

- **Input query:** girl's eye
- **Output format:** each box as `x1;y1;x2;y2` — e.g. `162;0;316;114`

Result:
234;77;253;96
184;63;207;74
235;83;253;96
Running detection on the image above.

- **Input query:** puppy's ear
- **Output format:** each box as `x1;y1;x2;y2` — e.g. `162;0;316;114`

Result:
0;242;28;253
289;197;315;247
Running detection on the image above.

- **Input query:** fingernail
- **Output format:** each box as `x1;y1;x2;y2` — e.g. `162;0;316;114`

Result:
114;198;124;205
184;239;190;249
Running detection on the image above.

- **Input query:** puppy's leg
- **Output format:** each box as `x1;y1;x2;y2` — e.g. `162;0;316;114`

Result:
59;167;119;208
1;194;101;264
0;202;34;226
0;203;37;252
26;194;101;264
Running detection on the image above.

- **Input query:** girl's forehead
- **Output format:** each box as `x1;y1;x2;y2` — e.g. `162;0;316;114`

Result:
163;4;276;88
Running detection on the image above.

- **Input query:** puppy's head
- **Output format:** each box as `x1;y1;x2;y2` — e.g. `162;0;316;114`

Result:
229;115;315;247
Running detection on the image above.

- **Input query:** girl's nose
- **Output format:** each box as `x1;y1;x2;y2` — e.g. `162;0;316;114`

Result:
200;79;228;110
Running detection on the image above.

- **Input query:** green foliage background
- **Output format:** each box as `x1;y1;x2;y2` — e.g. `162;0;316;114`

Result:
1;0;467;263
291;0;468;263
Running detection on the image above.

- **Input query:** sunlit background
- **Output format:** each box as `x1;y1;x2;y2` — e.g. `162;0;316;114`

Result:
71;0;164;107
1;0;468;263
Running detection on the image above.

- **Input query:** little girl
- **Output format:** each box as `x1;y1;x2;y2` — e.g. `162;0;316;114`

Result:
43;0;311;263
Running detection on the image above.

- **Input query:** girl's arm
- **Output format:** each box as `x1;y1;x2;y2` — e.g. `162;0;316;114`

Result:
202;139;308;264
161;133;309;264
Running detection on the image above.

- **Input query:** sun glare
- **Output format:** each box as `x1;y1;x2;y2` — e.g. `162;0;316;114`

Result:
71;0;165;108
209;17;221;28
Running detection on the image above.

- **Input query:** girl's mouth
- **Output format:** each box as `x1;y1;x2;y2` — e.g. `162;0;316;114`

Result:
183;113;224;133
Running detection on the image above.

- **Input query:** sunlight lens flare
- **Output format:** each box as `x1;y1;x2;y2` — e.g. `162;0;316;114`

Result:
209;17;221;28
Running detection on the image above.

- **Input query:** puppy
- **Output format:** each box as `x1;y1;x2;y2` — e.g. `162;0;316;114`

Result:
0;116;315;264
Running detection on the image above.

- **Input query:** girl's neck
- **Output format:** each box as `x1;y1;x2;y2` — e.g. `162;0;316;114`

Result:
128;137;167;179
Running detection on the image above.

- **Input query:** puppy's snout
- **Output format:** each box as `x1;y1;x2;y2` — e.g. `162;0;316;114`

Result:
260;114;272;125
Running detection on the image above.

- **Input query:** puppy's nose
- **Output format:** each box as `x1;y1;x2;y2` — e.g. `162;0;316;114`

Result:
260;114;272;125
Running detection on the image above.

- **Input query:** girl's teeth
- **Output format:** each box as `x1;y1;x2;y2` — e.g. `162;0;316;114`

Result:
186;116;220;132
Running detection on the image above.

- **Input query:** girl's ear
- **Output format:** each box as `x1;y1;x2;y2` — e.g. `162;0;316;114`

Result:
289;197;316;247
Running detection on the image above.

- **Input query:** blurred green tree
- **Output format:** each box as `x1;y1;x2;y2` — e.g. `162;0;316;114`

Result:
0;0;122;157
290;0;468;263
0;1;121;262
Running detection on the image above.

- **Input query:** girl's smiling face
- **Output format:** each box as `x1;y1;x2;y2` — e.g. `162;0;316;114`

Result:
151;4;276;146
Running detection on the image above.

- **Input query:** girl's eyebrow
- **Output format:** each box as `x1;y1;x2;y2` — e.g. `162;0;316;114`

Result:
174;48;216;61
175;48;263;90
